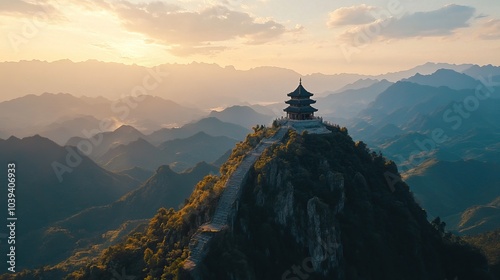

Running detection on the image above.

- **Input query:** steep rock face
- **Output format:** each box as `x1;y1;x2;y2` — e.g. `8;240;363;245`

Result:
201;148;341;279
199;153;345;279
196;129;491;280
253;159;344;276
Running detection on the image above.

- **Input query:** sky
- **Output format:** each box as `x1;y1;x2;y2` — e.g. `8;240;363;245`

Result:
1;0;500;75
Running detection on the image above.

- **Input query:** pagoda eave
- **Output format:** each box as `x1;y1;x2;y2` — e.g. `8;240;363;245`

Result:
283;106;318;113
287;92;313;97
285;99;316;105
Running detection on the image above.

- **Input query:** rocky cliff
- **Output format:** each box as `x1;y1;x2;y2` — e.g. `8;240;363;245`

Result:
191;127;491;279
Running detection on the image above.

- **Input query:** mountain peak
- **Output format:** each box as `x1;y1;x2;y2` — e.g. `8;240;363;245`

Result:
2;134;60;152
114;124;142;134
155;164;177;176
6;135;20;142
404;68;478;90
184;161;218;175
122;137;155;149
133;137;152;144
197;116;223;124
208;105;273;128
434;68;458;74
20;134;61;149
192;131;210;137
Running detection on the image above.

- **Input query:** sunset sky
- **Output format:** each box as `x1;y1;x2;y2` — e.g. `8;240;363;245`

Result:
1;0;500;74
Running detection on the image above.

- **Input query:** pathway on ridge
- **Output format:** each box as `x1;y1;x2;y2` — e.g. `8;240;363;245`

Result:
184;127;288;273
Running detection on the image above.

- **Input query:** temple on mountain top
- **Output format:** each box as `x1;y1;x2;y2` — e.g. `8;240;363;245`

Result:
284;78;318;120
279;79;331;134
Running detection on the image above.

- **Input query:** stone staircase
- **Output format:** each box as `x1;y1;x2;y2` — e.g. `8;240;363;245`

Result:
183;127;287;276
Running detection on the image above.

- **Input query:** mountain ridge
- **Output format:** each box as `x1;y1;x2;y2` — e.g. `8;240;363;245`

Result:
1;60;488;106
8;161;218;271
403;69;479;90
0;134;141;269
147;116;250;145
99;131;237;172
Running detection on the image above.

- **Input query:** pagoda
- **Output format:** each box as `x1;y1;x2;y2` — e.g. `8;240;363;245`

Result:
283;78;318;120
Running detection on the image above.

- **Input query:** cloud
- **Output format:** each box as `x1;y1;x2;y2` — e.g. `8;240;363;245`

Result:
105;1;286;55
479;18;500;40
0;0;63;20
3;0;289;56
169;45;228;57
327;4;377;27
339;4;476;45
91;43;115;51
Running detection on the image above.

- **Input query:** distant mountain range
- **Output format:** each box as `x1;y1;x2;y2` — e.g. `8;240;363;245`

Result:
38;115;113;145
98;132;236;172
404;159;500;236
346;69;500;137
63;117;244;172
403;68;480;90
0;132;220;270
20;162;218;269
403;159;500;221
321;67;499;123
335;69;500;235
0;93;203;140
2;60;495;107
0;93;108;139
117;166;154;183
0;135;141;268
1;64;498;142
1;67;498;228
349;82;500;169
66;124;146;158
0;135;140;231
329;78;381;94
208;105;274;128
356;81;474;127
157;132;237;171
147;116;250;145
463;64;500;80
0;91;266;146
316;79;393;120
98;137;159;171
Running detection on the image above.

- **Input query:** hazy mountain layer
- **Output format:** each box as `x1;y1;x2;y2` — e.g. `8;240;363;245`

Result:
66;124;146;159
0;60;480;107
0;135;140;269
316;79;393;120
208;105;274;128
147;117;250;145
403;69;479;90
13;162;218;270
0;93;203;140
403;159;500;221
98;132;237;172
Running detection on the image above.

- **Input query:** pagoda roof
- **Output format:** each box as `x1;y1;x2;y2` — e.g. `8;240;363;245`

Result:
284;105;318;113
285;99;316;105
287;79;314;98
